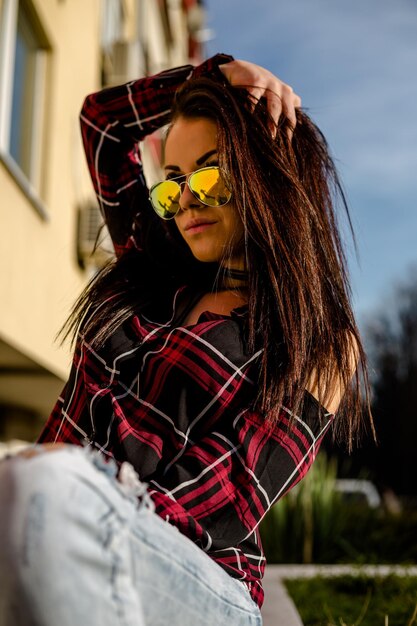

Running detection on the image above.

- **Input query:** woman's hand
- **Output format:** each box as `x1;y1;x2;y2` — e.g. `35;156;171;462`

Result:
219;60;301;137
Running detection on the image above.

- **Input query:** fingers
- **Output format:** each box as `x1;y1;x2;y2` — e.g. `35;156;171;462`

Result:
293;94;302;108
280;84;301;140
218;60;301;139
245;86;267;111
258;84;301;139
264;89;283;138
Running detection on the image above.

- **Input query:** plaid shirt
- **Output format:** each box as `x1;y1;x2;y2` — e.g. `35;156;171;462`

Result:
38;54;333;609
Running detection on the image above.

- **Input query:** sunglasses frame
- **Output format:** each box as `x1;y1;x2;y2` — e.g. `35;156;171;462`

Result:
149;165;232;220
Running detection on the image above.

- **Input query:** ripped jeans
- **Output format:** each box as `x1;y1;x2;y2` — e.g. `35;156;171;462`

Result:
0;445;262;626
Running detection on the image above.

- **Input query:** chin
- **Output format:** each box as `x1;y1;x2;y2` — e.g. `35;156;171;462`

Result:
188;246;222;263
191;252;220;263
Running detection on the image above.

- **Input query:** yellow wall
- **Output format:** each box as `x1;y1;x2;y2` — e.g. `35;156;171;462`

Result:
0;0;101;379
0;0;195;438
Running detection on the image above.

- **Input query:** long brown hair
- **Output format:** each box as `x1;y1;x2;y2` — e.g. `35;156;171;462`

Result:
167;76;372;444
64;74;371;446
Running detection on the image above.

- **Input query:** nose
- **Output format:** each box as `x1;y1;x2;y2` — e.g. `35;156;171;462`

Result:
178;179;202;212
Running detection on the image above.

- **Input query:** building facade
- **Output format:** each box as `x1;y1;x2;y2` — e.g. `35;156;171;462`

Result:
0;0;206;446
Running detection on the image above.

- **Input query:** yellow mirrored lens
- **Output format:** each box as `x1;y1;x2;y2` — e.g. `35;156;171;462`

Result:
150;181;181;218
189;168;231;206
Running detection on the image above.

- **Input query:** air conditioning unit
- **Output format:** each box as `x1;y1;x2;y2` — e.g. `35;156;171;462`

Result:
76;201;114;270
105;40;145;86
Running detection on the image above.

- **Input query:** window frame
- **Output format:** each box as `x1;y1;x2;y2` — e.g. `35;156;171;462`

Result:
0;0;50;219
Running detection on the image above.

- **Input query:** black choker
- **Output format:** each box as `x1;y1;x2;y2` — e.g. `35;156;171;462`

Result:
223;268;248;282
211;267;249;293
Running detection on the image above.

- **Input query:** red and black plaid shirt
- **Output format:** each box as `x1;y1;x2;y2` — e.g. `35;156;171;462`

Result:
38;54;333;608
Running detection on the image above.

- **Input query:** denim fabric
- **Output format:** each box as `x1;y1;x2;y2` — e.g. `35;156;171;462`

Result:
0;445;262;626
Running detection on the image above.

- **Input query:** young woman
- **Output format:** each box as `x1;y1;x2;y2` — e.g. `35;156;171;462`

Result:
0;54;369;626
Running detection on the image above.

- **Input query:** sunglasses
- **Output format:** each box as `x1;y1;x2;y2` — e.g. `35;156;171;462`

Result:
149;166;232;220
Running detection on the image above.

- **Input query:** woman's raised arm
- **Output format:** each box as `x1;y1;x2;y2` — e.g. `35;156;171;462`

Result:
79;54;233;256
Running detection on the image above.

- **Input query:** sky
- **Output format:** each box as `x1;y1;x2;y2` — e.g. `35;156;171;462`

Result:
204;0;417;324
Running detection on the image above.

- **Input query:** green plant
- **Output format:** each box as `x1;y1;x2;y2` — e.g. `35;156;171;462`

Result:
260;452;417;564
261;452;342;563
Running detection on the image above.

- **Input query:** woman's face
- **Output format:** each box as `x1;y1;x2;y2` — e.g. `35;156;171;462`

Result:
164;117;244;267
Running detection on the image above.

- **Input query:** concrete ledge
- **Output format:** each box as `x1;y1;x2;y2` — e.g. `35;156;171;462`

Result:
261;569;304;626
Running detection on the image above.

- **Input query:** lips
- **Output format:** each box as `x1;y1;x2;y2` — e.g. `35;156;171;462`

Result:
184;218;217;233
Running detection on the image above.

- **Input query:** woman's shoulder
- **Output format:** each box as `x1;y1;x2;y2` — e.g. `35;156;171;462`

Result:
305;331;359;414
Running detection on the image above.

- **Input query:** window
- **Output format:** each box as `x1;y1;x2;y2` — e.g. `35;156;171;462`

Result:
0;0;49;214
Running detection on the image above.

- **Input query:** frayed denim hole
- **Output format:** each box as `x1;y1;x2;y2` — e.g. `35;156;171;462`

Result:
96;506;123;550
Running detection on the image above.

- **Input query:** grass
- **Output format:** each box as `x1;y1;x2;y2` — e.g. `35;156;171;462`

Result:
284;574;417;626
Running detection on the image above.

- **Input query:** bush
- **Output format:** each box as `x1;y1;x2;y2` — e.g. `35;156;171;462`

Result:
260;453;417;564
337;507;417;564
261;453;343;563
